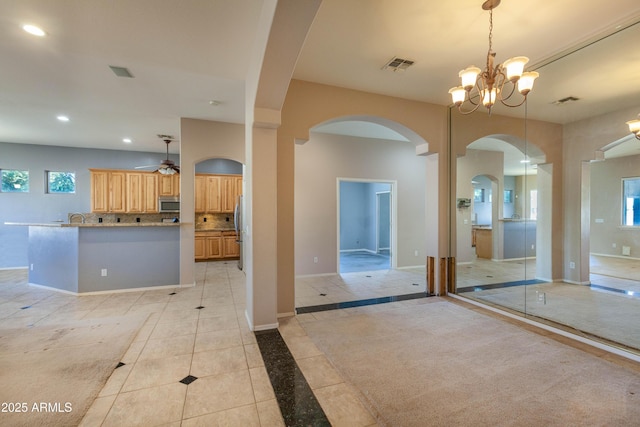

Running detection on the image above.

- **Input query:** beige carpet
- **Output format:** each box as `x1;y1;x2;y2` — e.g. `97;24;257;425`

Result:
0;315;146;427
301;298;640;426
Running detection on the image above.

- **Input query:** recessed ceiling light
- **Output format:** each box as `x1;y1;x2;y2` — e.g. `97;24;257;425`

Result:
123;138;132;143
520;159;531;164
23;24;46;37
57;115;69;122
209;100;221;106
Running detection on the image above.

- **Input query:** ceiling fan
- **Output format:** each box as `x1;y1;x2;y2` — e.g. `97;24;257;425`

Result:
135;135;180;175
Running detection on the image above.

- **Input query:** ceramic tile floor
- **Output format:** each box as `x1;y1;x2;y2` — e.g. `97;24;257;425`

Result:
0;263;377;427
296;268;426;308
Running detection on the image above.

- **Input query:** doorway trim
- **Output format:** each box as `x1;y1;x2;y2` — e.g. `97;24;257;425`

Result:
336;178;398;274
376;191;391;253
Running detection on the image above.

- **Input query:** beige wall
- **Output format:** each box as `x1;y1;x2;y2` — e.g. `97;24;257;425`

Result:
179;118;245;287
563;105;640;283
279;79;448;312
450;109;564;280
590;153;640;258
295;132;427;275
456;149;504;263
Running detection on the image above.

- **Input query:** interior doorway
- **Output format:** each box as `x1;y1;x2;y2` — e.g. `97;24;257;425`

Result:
338;180;393;273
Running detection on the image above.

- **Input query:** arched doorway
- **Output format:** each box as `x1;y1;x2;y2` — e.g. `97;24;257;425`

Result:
293;116;430;310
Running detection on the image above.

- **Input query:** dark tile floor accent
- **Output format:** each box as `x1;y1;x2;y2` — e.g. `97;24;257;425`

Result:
296;292;430;314
456;279;547;293
591;283;640;299
255;329;330;426
179;375;198;385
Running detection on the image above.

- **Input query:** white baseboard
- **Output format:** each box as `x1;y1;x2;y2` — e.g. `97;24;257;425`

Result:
492;257;537;262
563;279;591;285
590;252;640;261
29;282;187;296
397;265;426;270
296;272;337;279
340;248;377;254
278;311;296;318
0;266;28;271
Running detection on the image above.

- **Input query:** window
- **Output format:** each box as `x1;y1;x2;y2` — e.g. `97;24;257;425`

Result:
47;171;76;194
1;169;29;192
474;188;485;203
623;177;640;226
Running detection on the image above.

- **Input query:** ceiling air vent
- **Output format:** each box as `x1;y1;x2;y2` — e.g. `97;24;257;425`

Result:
551;96;579;106
382;56;415;72
109;65;134;78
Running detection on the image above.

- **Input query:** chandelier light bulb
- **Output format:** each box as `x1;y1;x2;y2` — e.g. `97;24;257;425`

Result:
449;87;467;106
459;66;482;90
517;71;539;95
482;88;500;107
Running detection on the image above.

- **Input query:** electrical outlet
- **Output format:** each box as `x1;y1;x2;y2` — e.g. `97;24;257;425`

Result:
414;250;418;257
531;244;535;250
30;263;34;271
313;257;318;263
612;243;617;248
101;269;107;277
569;262;575;269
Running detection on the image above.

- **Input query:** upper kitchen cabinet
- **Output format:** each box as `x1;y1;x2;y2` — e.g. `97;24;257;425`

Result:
222;175;243;213
126;172;158;213
158;174;180;197
91;169;127;213
90;169;158;213
194;174;241;213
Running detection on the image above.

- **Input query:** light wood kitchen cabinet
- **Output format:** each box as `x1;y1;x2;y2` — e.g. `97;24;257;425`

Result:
158;174;180;197
195;231;223;260
195;230;239;261
195;173;241;214
91;169;126;213
195;175;206;213
90;169;157;213
205;176;221;213
109;171;127;213
223;231;240;257
222;175;243;213
90;170;109;212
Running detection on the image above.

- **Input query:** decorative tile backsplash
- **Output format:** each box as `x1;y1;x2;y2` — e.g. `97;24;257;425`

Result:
195;213;235;230
68;213;180;224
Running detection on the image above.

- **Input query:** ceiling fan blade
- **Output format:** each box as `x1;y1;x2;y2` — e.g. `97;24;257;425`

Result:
134;165;158;169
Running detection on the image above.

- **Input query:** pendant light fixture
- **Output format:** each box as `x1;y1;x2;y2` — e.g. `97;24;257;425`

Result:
448;0;539;114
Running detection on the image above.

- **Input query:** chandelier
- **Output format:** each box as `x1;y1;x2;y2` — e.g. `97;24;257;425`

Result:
449;0;539;114
627;114;640;140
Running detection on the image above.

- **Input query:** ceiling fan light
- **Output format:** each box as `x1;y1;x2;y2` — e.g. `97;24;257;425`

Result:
449;86;466;106
517;71;539;95
459;66;481;90
502;56;528;80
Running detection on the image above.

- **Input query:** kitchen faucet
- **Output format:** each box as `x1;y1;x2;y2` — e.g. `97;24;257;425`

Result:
69;213;85;224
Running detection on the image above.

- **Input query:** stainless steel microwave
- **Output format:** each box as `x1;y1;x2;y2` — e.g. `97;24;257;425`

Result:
158;196;180;212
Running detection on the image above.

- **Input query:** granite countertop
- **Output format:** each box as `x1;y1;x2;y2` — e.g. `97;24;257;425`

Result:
195;226;236;232
5;222;181;228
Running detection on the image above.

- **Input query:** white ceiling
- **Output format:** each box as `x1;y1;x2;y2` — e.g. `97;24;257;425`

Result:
1;0;639;156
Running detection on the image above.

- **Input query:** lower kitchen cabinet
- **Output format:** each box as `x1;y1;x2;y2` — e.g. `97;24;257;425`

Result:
195;230;239;261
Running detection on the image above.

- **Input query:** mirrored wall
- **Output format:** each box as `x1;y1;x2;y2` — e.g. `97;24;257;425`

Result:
450;21;640;354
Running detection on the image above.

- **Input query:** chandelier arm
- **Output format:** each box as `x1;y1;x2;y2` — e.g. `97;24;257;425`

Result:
499;79;517;102
499;95;527;108
456;102;483;115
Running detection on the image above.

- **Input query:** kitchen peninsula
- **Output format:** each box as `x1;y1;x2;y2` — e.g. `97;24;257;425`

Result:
5;221;180;294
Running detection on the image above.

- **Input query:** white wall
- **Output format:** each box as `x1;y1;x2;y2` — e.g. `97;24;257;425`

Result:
295;132;426;275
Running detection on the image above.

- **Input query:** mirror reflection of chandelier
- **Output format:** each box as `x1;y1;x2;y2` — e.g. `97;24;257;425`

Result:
627;114;640;140
448;0;539;115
